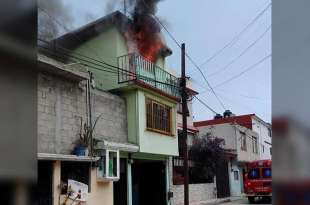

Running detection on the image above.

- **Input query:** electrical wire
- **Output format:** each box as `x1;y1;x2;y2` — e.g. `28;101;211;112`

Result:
200;54;271;95
199;2;271;68
39;42;180;88
213;54;271;89
140;0;227;111
193;95;219;115
207;25;271;78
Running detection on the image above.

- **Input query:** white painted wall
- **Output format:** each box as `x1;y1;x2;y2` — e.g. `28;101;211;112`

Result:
252;117;272;160
228;161;242;197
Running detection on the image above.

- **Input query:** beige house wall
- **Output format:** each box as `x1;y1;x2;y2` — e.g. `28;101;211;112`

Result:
52;161;113;205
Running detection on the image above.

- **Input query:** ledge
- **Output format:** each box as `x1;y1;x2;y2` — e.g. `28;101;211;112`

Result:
96;141;139;153
37;54;88;82
38;153;100;162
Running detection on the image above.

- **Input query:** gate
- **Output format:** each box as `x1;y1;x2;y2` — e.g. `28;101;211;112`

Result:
216;160;230;198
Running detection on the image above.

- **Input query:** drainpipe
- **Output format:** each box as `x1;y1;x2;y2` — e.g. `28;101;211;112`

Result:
87;71;94;157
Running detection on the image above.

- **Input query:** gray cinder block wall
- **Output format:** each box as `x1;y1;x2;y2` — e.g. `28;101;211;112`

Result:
37;72;128;154
168;158;217;205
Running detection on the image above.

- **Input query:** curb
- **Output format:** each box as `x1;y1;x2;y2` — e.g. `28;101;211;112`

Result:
203;198;231;205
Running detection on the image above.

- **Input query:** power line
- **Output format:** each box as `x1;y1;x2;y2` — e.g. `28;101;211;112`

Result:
208;54;271;90
140;0;226;111
207;25;271;78
39;42;180;88
185;53;226;110
194;95;219;115
198;2;271;68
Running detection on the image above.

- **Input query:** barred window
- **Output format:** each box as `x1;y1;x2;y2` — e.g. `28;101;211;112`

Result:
252;136;258;154
240;131;247;151
146;98;172;135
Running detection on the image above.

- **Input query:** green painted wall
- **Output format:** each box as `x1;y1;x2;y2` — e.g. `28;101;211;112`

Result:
70;24;178;156
123;90;139;144
123;88;178;156
72;27;128;91
71;25;168;92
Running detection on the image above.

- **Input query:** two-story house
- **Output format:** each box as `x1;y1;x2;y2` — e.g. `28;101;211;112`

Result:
194;113;260;197
251;115;272;160
41;11;180;205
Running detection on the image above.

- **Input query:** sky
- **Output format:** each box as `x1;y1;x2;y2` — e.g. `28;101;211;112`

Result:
60;0;271;123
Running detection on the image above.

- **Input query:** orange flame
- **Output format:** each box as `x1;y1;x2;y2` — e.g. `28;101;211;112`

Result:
135;31;163;62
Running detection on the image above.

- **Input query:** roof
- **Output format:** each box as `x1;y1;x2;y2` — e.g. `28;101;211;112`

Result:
177;123;199;133
251;114;271;128
51;11;130;51
50;11;172;57
193;114;255;129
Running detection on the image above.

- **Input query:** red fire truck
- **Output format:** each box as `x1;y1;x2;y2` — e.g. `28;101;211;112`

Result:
244;160;272;203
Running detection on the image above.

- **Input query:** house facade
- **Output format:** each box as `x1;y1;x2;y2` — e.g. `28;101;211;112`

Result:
194;114;260;197
251;115;272;160
37;54;138;205
38;11;180;205
169;81;217;205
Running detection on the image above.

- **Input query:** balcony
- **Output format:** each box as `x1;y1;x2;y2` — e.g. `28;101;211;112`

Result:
117;54;180;99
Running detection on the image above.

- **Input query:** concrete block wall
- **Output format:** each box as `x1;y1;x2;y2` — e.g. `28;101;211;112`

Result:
171;183;216;205
168;158;217;205
37;72;128;154
92;89;128;144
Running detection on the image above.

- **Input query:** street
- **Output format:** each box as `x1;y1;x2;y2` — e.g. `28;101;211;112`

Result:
222;197;271;205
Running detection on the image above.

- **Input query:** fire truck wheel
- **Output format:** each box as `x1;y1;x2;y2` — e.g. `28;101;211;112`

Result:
263;196;272;203
248;196;255;203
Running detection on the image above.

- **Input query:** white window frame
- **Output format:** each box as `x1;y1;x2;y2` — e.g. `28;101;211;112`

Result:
97;149;120;182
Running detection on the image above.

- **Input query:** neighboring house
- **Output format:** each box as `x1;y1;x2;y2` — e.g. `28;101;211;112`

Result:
39;11;180;205
194;113;260;197
37;54;137;205
168;81;218;205
251;115;272;160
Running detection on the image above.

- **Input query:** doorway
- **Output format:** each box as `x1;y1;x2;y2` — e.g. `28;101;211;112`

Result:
132;160;166;205
216;160;230;198
38;161;53;205
114;158;128;205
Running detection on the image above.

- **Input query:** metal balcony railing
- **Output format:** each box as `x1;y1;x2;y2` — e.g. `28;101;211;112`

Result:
118;53;180;98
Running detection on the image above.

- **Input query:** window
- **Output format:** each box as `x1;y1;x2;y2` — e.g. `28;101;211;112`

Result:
268;128;272;137
240;131;247;151
234;171;239;180
270;147;272;155
252;136;258;154
262;145;265;153
248;168;260;179
262;168;272;178
146;98;172;135
97;149;120;181
61;162;90;194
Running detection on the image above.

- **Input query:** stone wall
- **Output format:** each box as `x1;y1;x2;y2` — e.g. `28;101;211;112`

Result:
37;72;128;154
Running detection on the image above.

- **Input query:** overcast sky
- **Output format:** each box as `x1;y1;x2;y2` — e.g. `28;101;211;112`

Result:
61;0;271;122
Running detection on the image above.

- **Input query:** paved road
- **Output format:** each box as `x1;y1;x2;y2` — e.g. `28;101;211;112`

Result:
222;198;271;205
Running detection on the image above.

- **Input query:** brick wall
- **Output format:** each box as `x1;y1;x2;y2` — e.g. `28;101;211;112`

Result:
37;72;128;154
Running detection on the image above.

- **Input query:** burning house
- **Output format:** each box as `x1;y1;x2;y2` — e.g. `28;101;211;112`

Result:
39;1;182;205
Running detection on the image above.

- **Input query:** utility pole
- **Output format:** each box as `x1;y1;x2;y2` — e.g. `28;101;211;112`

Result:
181;43;189;205
124;0;127;15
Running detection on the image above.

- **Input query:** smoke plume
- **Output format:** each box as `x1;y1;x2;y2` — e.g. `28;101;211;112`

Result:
125;0;166;62
38;0;73;40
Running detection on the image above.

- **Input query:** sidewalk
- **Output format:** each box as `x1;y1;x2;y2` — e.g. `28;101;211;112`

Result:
192;196;242;205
